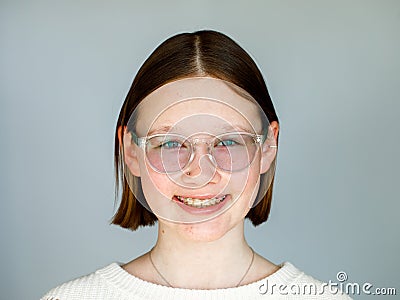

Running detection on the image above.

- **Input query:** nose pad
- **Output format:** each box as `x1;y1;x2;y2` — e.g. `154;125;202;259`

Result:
205;153;215;164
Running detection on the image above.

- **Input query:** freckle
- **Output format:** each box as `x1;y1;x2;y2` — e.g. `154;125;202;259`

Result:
184;226;194;234
162;229;165;234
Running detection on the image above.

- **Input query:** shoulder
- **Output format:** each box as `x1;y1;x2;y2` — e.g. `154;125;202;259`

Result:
258;262;352;299
40;263;122;300
294;270;352;299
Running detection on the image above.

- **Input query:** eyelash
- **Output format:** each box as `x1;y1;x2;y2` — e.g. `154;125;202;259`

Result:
158;139;240;149
160;141;182;149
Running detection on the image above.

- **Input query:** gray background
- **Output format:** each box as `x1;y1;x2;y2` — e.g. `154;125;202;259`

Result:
1;1;399;299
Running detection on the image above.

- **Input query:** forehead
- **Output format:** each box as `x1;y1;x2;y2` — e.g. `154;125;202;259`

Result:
134;77;263;135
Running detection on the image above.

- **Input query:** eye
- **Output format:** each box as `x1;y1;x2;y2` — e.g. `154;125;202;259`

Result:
216;139;238;147
160;140;182;149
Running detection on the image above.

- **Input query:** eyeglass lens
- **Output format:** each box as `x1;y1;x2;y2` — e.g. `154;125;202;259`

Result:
145;133;258;173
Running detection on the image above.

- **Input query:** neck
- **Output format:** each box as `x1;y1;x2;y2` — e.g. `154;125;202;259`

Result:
150;220;253;289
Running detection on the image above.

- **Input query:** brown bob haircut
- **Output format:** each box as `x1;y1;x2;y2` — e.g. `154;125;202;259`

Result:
112;30;279;230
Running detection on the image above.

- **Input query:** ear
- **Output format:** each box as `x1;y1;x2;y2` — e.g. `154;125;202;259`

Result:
260;121;279;174
118;126;141;177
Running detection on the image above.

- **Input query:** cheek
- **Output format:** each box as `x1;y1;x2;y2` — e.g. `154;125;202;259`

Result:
141;168;175;199
140;170;184;220
244;155;262;206
229;153;261;195
227;173;260;223
137;151;174;194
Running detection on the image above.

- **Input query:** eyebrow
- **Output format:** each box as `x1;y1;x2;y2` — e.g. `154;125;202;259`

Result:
147;125;176;136
220;124;255;133
146;124;256;136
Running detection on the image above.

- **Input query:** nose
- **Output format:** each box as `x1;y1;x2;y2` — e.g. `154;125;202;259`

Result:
181;143;220;186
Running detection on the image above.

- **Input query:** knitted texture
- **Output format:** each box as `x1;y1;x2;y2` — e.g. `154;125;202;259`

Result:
41;262;352;299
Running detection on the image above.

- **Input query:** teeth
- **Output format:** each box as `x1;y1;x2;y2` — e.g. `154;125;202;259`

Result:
176;195;227;208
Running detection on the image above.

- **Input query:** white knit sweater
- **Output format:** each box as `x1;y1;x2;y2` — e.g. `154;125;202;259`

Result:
41;262;352;299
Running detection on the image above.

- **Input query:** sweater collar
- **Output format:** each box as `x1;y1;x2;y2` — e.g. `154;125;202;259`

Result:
96;261;301;299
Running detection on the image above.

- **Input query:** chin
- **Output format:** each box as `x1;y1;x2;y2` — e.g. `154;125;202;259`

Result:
178;216;236;242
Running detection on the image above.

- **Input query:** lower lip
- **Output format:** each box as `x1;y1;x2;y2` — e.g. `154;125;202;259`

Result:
172;194;231;215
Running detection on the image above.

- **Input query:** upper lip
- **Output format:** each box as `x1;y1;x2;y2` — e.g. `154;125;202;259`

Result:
174;194;226;199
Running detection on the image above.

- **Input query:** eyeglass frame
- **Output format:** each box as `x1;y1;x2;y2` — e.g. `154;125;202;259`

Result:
130;130;277;174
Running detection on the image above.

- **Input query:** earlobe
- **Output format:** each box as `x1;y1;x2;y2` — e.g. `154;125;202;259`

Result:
118;126;141;177
260;121;279;174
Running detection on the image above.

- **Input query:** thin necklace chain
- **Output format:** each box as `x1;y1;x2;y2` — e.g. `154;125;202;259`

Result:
149;247;255;288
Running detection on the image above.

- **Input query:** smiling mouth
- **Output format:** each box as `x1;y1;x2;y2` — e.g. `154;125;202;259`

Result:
174;195;227;208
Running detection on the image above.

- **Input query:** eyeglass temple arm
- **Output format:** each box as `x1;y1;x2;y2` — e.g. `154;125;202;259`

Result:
259;128;278;148
130;131;146;147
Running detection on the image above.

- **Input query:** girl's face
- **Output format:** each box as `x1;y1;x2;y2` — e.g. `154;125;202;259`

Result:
123;77;278;241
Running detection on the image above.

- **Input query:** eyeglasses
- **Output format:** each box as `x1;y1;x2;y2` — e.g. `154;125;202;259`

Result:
131;131;270;173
